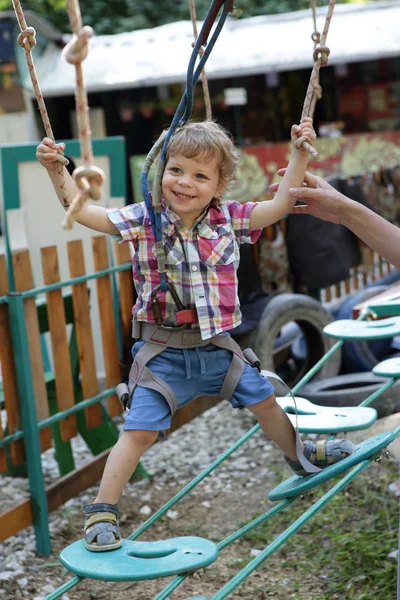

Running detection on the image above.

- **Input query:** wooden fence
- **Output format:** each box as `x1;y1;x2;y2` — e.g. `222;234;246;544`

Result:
0;228;396;551
0;236;220;550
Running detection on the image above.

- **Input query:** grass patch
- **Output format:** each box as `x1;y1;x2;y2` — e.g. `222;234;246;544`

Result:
244;462;399;599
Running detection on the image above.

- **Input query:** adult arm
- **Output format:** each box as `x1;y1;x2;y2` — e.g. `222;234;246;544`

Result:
274;170;400;269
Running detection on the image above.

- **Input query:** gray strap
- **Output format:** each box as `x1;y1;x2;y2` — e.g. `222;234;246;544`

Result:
296;431;322;473
128;342;166;391
261;369;322;474
243;347;260;366
128;342;179;416
138;367;178;415
219;354;245;401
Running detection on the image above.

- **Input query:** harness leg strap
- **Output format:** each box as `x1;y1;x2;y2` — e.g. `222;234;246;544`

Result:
137;366;178;415
128;342;179;416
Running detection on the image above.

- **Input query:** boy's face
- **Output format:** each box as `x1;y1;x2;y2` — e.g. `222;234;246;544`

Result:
162;153;225;228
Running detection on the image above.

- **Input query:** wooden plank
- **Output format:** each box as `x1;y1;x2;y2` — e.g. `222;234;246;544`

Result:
352;282;400;319
92;236;121;417
0;446;112;544
12;250;52;451
67;240;102;428
353;266;360;291
0;392;222;543
0;256;24;469
41;246;77;441
114;241;135;352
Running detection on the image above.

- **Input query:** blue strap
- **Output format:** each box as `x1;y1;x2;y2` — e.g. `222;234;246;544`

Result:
140;1;233;293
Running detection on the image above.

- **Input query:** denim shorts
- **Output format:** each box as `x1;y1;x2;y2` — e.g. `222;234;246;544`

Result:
124;336;275;433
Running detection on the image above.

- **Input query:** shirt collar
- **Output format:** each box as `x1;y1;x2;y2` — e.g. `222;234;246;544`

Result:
159;197;229;236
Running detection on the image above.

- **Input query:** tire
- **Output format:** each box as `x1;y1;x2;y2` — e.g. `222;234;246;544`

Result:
254;293;342;392
300;372;400;418
337;285;392;373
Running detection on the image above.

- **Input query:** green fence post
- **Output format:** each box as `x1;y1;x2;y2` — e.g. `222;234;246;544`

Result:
7;293;51;556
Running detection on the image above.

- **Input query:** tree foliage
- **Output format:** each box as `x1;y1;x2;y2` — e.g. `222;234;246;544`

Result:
1;0;370;35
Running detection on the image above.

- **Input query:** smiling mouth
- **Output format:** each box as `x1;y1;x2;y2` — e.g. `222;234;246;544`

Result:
173;191;196;200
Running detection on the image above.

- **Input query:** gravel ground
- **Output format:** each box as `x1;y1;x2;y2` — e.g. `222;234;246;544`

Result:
1;402;399;600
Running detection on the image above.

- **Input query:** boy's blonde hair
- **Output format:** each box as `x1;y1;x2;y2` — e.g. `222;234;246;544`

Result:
166;120;240;190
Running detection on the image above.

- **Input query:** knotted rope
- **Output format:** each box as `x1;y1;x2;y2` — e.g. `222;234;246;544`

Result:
309;0;322;117
188;0;212;121
299;0;336;158
12;0;69;208
61;0;104;229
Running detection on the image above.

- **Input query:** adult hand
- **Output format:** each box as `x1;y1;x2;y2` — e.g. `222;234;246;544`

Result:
270;169;346;225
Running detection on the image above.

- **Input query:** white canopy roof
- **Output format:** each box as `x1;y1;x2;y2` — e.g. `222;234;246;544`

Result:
28;0;400;97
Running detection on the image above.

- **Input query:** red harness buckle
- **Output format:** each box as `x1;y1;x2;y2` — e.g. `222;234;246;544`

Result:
176;309;199;325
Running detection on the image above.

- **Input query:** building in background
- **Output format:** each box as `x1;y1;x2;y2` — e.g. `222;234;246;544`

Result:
1;1;399;199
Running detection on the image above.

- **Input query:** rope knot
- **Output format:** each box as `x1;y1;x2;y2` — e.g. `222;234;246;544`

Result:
313;83;322;100
73;165;104;201
17;27;36;50
63;25;93;65
313;45;330;66
311;31;321;44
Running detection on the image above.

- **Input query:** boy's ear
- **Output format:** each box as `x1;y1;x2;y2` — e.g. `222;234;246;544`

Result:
216;180;227;198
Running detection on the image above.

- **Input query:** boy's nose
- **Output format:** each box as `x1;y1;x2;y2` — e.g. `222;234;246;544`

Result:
178;176;192;187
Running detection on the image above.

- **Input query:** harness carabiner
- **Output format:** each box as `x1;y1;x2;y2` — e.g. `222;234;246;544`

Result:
151;282;186;325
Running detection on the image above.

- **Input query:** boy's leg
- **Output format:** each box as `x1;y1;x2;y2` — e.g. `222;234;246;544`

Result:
248;393;298;461
248;393;353;473
95;429;159;504
84;429;158;551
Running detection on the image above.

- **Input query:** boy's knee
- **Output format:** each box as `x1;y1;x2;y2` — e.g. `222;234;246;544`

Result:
249;393;277;415
122;429;159;449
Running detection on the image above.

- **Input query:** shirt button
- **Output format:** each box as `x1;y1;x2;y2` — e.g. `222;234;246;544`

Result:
192;265;198;272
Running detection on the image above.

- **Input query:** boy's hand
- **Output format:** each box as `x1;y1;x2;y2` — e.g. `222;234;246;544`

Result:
36;138;69;172
291;117;316;154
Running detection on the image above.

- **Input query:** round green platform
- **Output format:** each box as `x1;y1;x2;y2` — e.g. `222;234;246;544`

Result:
372;356;400;378
59;536;219;581
277;396;377;433
323;317;400;340
268;431;394;501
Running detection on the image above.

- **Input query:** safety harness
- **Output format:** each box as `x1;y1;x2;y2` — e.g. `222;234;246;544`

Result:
116;319;322;475
118;321;263;430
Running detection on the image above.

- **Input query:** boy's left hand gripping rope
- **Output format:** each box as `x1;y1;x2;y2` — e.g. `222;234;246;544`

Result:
61;0;105;230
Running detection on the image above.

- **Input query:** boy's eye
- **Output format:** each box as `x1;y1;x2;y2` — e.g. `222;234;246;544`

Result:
196;173;207;179
170;167;181;173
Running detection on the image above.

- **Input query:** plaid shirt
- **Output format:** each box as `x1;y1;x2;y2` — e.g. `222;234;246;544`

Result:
107;199;262;340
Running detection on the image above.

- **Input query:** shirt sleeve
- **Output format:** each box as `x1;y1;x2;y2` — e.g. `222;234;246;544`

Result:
106;203;147;243
225;200;262;244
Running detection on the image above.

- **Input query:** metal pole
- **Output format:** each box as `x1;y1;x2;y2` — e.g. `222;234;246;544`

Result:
7;292;51;555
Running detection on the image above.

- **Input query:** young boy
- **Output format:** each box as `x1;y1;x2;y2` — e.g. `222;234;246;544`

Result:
36;118;353;552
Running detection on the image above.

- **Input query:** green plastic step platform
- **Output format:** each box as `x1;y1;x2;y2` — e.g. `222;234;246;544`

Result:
323;317;400;340
277;397;377;433
268;431;394;501
372;356;400;378
59;536;219;581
